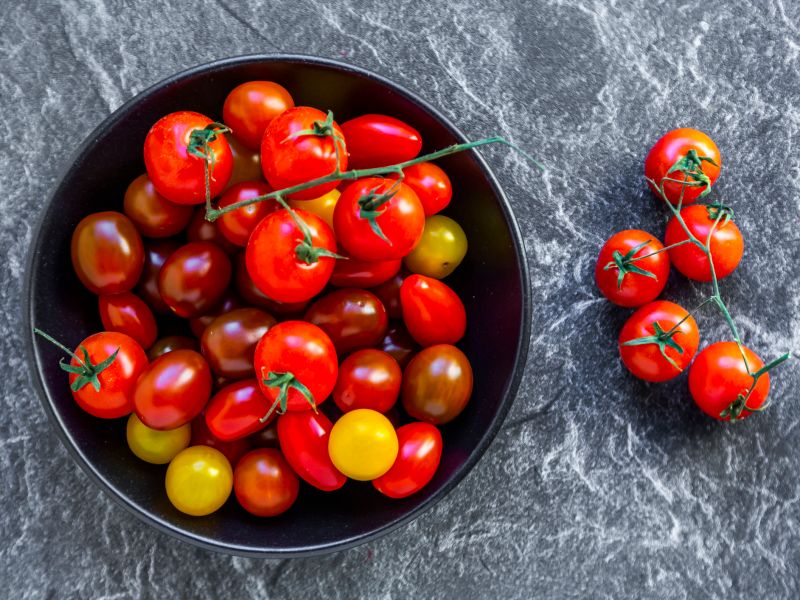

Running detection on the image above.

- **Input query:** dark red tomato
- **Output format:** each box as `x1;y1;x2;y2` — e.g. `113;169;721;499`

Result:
98;292;158;349
245;208;337;303
225;135;264;189
261;106;347;200
217;181;279;247
304;289;388;355
136;239;180;315
664;205;744;282
330;252;401;288
205;379;275;441
277;410;346;491
190;413;251;465
333;178;425;261
234;448;299;516
333;349;401;413
689;342;769;421
123;174;193;238
188;290;243;338
618;301;700;382
133;349;212;429
381;324;419;368
223;81;295;150
71;211;144;295
187;208;239;254
371;271;406;319
249;420;279;448
402;344;473;425
645;128;721;205
594;230;670;307
388;162;452;216
201;308;276;378
400;275;466;347
340;114;422;169
147;335;198;361
158;242;232;318
373;422;442;499
253;321;337;413
143;111;233;205
233;252;309;316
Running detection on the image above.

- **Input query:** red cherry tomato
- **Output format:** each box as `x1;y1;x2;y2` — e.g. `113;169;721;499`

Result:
71;211;144;295
245;208;337;303
400;275;466;347
190;413;251;466
333;178;425;261
234;448;299;517
664;205;744;282
217;181;279;247
123;174;193;238
98;292;158;349
388;162;452;216
188;290;243;339
373;422;442;499
329;252;401;288
205;379;275;441
333;349;401;413
402;344;473;425
277;411;346;491
157;242;232;318
187;208;238;254
380;324;419;368
147;335;198;361
143;111;232;205
618;301;700;382
233;252;309;316
222;81;295;150
261;107;347;200
201;308;276;379
371;271;406;319
340;114;422;169
304;289;388;355
645;128;721;205
136;239;180;315
595;230;670;307
133;349;212;429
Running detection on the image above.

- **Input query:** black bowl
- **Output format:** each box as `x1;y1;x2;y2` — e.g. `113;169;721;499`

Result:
24;55;531;557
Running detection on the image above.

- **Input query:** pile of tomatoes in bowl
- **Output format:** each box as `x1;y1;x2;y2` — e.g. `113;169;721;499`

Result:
45;79;477;518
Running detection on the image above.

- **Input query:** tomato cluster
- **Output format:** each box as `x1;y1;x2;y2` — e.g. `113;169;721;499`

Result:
47;80;476;518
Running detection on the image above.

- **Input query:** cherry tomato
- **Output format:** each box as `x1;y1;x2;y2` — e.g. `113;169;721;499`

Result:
689;342;769;421
380;323;419;368
71;211;144;295
400;275;466;347
261;106;347;200
333;178;425;261
404;215;467;279
245;208;337;303
165;446;232;516
123;174;193;238
144;111;232;205
288;189;339;230
249;420;279;448
340;114;422;169
389;162;452;216
304;289;388;355
402;344;473;424
664;205;744;282
233;252;309;316
134;349;212;429
205;379;275;441
225;134;264;189
645;128;721;205
330;252;401;288
187;208;238;254
328;409;398;480
188;290;243;338
147;335;199;361
126;413;190;464
371;271;405;319
217;181;279;247
158;242;232;318
618;301;700;382
373;422;442;498
234;448;299;517
136;239;180;315
190;413;251;465
253;321;338;413
277;410;346;491
223;81;294;150
595;230;670;307
98;292;158;349
201;308;276;379
333;349;401;414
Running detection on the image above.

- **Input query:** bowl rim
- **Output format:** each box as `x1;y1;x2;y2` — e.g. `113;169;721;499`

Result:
23;53;532;558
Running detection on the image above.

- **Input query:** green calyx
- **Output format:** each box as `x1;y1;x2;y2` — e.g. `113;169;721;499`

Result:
260;370;317;423
705;202;734;226
282;204;346;265
621;321;684;372
357;184;399;244
665;148;717;199
187;122;231;163
33;328;119;392
603;239;657;290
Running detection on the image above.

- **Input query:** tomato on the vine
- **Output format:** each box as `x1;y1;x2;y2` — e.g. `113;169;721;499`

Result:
645;128;721;205
126;413;190;465
277;410;346;491
165;446;232;516
595;230;670;307
333;349;401;414
304;289;388;355
201;308;276;379
233;252;309;315
205;379;275;441
402;344;473;424
123;174;193;238
373;422;442;499
328;409;398;481
234;448;299;517
158;242;232;318
222;81;294;150
98;291;158;349
400;275;466;347
403;215;467;279
340;114;422;169
389;161;452;216
217;181;279;247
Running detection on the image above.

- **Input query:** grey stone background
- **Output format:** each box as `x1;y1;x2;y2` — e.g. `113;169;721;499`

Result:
2;0;799;598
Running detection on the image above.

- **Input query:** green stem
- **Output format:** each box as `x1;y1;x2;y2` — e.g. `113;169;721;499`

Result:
34;328;82;364
627;239;693;263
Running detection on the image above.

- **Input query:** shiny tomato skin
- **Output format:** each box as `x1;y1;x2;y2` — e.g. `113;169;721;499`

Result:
205;379;275;441
186;208;239;254
225;134;264;190
402;344;473;425
223;81;295;150
133;349;212;430
618;301;700;382
157;242;232;318
190;413;251;465
201;308;276;379
340;114;422;169
388;162;452;216
400;275;466;347
304;289;388;356
123;174;193;238
71;211;144;295
404;215;467;279
233;252;309;316
371;271;406;319
277;410;346;491
165;446;233;516
373;422;442;499
188;290;243;339
217;181;279;247
330;253;401;289
645;128;721;205
664;205;744;282
261;106;347;200
333;349;401;413
380;323;419;368
144;111;233;205
147;335;199;361
234;448;299;517
98;292;158;349
595;230;670;307
136;239;180;315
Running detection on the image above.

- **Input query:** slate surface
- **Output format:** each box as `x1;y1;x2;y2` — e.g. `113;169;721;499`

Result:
1;1;799;598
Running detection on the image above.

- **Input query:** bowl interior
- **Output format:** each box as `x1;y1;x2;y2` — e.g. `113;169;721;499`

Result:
27;56;529;556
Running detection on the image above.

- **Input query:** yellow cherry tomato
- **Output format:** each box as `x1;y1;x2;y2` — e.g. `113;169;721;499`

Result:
289;188;340;230
328;409;399;481
403;215;467;279
126;413;191;465
165;446;233;516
